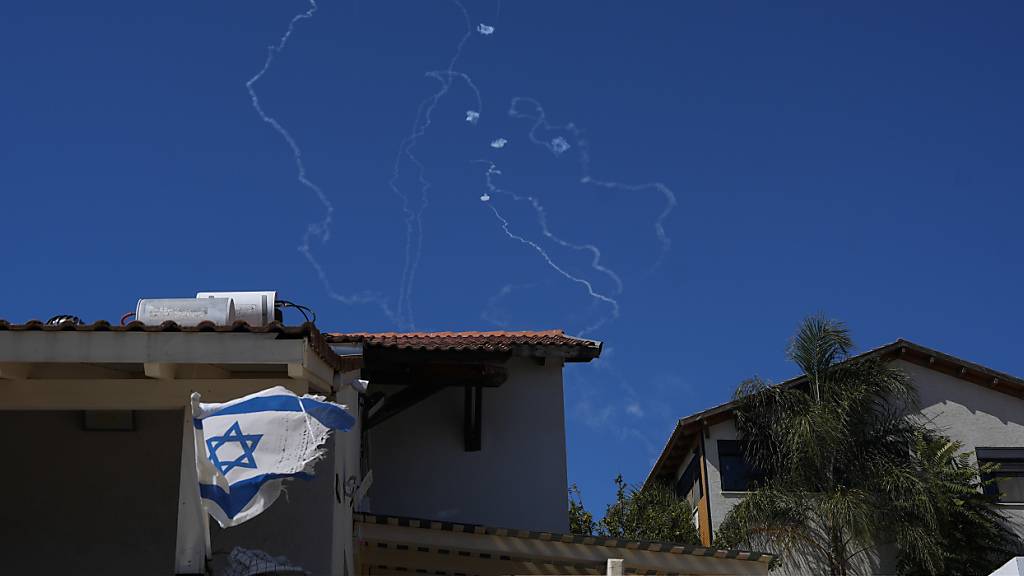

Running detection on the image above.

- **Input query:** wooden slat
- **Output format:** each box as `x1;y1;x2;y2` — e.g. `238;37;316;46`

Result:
0;378;307;410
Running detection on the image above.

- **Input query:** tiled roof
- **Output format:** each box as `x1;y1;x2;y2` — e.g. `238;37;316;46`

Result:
0;320;359;373
326;330;602;362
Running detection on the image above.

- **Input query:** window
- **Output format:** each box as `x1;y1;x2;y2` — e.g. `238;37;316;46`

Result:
718;440;766;492
675;452;703;507
977;448;1024;503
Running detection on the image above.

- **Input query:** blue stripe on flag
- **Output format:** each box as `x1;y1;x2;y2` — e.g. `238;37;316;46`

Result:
299;397;356;430
200;473;313;519
200;395;354;431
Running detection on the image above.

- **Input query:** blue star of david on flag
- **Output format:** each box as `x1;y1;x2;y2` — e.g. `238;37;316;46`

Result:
206;421;263;476
192;386;355;528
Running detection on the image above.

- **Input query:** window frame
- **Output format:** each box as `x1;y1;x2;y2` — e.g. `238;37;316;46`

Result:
976;447;1024;504
675;450;703;507
717;439;766;493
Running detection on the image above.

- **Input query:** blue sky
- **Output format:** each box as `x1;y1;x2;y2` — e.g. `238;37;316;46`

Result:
3;1;1023;515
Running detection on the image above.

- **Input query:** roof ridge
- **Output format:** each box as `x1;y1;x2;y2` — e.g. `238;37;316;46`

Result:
326;329;567;337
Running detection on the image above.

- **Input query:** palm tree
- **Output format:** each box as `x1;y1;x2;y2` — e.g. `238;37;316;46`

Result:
715;316;1016;575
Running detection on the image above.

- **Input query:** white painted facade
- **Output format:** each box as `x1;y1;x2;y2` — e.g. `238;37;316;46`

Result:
365;357;570;533
692;360;1024;535
660;351;1024;573
903;359;1024;531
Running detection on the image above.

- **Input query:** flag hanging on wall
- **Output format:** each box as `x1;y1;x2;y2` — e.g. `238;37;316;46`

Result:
191;386;355;527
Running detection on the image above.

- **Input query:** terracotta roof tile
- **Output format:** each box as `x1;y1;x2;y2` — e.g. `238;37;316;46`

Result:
326;330;602;362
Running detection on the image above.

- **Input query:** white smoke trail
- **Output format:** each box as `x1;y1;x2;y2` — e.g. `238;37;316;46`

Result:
246;0;396;320
389;0;482;330
508;96;677;270
485;202;619;336
478;160;623;295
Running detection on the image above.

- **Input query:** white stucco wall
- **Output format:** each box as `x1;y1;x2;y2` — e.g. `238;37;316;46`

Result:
701;418;743;536
897;359;1024;532
366;358;570;533
685;359;1024;573
694;361;1024;533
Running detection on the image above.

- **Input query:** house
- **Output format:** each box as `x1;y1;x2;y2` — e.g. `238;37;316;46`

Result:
645;339;1024;572
327;330;599;534
329;329;773;575
0;320;363;575
0;314;773;575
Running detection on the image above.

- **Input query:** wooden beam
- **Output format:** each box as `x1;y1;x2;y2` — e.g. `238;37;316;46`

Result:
359;544;604;575
0;331;306;366
183;364;233;379
286;346;336;394
364;363;507;388
697;435;713;547
0;363;31;380
144;362;177;379
464;383;483;452
0;378;307;410
364;382;446;430
355;521;770;575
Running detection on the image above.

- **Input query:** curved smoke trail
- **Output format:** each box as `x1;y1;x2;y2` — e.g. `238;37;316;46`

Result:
246;0;396;320
389;0;483;330
479;162;621;336
508;96;677;271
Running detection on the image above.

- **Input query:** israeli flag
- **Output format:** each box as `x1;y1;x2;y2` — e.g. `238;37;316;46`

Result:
191;386;354;527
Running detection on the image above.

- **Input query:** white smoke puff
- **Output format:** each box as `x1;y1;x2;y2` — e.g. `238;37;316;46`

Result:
551;136;571;156
466;110;480;124
490;138;508;149
477;23;495;35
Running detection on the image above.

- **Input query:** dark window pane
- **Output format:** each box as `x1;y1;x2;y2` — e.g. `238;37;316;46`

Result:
976;447;1024;503
718;440;766;492
995;475;1024;503
675;453;703;507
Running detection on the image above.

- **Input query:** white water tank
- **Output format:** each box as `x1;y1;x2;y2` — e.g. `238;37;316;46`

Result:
136;298;235;327
196;291;277;326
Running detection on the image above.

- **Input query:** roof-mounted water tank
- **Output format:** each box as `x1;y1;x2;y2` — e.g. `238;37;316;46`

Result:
196;291;277;326
136;298;235;327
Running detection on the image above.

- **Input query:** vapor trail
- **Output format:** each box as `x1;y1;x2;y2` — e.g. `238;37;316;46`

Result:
246;0;396;320
486;203;619;336
479;161;623;295
508;97;677;270
387;0;484;330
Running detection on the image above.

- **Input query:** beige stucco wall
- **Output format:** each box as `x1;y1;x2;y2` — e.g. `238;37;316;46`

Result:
687;359;1024;573
700;418;742;536
897;359;1024;531
366;358;570;533
0;410;182;575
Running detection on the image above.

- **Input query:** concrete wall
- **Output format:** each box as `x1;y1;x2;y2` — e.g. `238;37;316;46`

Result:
0;410;182;575
366;358;569;533
0;399;359;576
